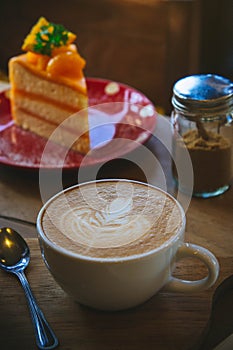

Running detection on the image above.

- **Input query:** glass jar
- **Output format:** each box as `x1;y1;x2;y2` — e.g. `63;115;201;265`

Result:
171;74;233;198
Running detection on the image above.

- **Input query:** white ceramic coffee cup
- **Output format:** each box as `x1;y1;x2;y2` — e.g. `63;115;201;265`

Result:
37;180;219;311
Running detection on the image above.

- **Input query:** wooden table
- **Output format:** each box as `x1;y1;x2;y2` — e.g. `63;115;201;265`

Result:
0;82;233;350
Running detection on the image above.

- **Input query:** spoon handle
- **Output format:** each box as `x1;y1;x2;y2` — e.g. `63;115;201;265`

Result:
16;271;59;349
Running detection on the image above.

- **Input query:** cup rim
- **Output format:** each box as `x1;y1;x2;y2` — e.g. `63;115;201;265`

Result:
37;179;186;263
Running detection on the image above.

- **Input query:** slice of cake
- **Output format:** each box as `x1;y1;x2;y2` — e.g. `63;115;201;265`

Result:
9;17;89;153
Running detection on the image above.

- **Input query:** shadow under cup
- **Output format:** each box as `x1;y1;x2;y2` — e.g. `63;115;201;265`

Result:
36;179;219;311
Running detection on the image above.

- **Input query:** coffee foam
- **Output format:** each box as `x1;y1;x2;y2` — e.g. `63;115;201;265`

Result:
41;181;183;258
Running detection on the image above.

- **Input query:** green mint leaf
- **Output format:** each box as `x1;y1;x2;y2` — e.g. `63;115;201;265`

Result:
33;22;69;56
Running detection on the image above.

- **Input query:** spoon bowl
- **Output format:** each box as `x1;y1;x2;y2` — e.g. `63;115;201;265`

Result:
0;227;30;271
0;227;58;349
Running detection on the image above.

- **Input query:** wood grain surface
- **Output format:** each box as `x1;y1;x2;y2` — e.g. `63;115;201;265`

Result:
0;238;232;350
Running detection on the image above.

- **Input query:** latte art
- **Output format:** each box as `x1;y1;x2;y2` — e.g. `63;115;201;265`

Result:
41;180;183;258
60;197;151;248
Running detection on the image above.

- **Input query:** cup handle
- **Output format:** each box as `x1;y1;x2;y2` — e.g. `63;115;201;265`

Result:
163;243;219;293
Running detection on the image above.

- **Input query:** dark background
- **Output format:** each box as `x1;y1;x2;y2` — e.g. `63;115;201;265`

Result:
0;0;232;113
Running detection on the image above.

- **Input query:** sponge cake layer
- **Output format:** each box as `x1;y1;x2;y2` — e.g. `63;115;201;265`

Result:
9;54;89;153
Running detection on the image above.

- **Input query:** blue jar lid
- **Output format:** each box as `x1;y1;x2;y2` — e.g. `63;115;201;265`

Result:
172;74;233;116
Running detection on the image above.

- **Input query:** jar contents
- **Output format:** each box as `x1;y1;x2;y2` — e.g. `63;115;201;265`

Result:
173;129;231;194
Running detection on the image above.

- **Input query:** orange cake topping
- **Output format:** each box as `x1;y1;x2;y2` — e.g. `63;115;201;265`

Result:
21;17;86;89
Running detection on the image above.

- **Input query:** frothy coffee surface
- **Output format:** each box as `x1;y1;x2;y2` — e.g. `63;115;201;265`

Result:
41;181;183;258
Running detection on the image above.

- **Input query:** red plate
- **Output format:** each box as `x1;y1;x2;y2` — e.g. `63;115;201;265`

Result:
0;78;156;170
